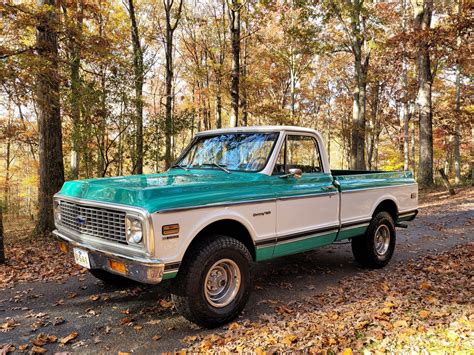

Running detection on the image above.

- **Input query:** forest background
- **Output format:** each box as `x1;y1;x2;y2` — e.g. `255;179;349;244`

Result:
0;0;472;234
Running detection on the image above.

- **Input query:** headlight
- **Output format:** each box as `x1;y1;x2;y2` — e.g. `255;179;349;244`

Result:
125;215;143;244
53;200;61;223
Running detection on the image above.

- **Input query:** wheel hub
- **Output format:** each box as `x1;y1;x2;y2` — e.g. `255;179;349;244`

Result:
374;224;391;256
204;259;241;308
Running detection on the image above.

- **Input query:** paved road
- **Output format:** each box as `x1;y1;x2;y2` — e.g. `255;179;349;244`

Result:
1;190;472;353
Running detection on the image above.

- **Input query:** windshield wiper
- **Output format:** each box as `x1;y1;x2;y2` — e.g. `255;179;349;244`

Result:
202;162;231;174
171;163;189;171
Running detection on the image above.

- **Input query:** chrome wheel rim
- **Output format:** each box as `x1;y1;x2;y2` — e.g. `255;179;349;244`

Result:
374;224;391;256
204;259;241;308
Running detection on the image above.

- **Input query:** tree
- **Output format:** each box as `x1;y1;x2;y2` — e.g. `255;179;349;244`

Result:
0;203;4;264
35;0;65;234
227;0;245;127
328;0;372;170
411;0;434;187
453;0;462;184
163;0;184;169
126;0;145;174
63;0;84;180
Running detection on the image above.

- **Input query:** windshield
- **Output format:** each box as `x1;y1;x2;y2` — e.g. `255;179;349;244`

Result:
177;132;279;172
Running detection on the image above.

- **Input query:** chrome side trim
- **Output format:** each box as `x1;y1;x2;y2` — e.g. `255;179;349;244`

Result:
340;183;418;194
157;198;276;214
277;191;338;201
157;191;338;214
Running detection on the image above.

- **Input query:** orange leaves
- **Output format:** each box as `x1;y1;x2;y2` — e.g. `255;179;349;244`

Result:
59;331;78;345
419;310;431;319
1;237;82;288
187;244;473;352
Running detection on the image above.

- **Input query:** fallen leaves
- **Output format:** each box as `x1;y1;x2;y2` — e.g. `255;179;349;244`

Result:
419;310;431;319
282;334;298;345
32;333;57;346
187;244;474;352
59;331;78;345
0;319;19;332
31;345;47;354
159;299;174;309
1;237;83;288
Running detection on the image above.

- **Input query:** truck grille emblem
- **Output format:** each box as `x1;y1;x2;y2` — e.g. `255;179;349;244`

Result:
76;215;87;226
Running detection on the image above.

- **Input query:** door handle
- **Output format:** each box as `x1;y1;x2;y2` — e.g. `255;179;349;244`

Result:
321;185;336;191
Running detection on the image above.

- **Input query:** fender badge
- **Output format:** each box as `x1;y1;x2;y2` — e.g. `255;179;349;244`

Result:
253;211;271;217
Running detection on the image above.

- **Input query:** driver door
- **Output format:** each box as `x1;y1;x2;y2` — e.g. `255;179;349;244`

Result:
271;134;339;257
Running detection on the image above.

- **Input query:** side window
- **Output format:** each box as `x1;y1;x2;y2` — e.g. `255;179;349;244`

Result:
287;135;322;173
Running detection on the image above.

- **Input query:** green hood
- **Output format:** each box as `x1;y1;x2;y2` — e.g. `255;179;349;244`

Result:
57;169;274;213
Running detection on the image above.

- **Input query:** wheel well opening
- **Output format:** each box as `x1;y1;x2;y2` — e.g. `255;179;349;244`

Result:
373;200;398;221
183;219;256;262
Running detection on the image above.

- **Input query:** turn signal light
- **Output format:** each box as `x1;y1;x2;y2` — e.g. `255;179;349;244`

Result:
109;259;127;274
162;224;179;236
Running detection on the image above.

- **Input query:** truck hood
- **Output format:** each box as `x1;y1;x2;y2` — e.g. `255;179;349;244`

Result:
57;169;274;213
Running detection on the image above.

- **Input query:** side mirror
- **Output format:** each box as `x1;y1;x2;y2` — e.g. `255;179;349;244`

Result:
279;168;302;179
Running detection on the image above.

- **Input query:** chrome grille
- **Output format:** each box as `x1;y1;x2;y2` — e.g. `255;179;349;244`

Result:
59;201;127;244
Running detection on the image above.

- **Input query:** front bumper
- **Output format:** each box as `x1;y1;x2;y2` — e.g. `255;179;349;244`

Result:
53;230;165;284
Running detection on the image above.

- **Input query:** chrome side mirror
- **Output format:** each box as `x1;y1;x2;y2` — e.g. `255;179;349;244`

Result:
279;168;302;179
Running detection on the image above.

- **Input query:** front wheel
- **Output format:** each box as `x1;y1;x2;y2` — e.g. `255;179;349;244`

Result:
351;211;396;268
171;236;253;328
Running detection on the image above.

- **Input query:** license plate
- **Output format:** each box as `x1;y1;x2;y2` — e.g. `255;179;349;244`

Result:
73;248;91;269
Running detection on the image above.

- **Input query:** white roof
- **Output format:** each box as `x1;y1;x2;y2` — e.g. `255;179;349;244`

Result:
196;125;318;136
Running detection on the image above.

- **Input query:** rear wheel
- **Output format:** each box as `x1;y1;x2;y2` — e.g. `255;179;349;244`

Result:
351;211;396;268
89;269;134;286
171;235;253;328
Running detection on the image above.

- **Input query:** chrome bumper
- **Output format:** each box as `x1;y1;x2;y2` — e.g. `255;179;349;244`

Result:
53;230;165;284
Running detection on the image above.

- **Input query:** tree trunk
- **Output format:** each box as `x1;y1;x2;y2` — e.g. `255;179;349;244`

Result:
4;102;12;211
350;56;368;170
69;0;83;180
412;0;434;187
289;51;296;123
401;0;410;172
403;106;411;171
128;0;144;174
163;0;183;169
367;81;380;170
0;204;4;264
228;0;241;127
348;0;369;170
35;0;65;235
411;116;416;173
97;70;106;176
215;86;223;128
453;0;462;184
241;33;248;126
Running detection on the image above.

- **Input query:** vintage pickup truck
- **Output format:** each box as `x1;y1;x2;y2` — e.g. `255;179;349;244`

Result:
53;126;418;327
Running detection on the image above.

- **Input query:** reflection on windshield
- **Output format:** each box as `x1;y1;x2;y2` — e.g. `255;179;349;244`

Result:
177;133;278;172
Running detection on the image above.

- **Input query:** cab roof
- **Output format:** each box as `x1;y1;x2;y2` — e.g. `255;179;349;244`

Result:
196;125;317;136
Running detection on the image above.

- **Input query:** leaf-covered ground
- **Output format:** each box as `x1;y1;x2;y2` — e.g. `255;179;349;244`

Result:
0;187;472;353
186;244;474;352
0;236;82;288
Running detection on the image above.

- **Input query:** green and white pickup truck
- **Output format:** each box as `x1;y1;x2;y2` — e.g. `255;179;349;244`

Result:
53;126;418;327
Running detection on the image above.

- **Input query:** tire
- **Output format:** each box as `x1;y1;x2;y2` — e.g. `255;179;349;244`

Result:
171;235;253;328
89;269;135;286
351;211;396;268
